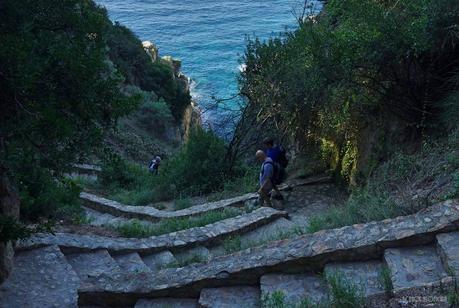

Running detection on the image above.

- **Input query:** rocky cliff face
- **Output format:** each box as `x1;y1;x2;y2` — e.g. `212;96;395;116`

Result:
143;41;202;143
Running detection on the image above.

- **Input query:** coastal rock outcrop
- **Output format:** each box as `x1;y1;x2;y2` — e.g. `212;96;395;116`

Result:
143;41;202;143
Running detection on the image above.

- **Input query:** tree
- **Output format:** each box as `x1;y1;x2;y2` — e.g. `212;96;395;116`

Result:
0;0;138;221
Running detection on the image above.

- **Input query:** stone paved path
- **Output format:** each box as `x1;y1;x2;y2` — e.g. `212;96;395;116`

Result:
2;175;458;307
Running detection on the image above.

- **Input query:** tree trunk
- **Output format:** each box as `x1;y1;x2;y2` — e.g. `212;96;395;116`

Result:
0;166;20;284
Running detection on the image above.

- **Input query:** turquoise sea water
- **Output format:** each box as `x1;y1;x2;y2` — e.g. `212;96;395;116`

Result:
96;0;321;121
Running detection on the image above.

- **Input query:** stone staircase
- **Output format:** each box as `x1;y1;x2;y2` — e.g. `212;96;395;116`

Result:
73;199;459;307
1;180;458;307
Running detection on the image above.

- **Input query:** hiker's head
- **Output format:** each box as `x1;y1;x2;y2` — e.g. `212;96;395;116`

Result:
255;150;266;162
263;138;274;148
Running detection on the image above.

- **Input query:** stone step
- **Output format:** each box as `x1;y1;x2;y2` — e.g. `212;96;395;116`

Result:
113;252;151;274
77;200;459;306
19;207;287;255
65;249;121;280
142;251;176;271
135;298;198;308
384;245;450;295
175;246;211;264
436;231;459;276
260;273;328;305
198;286;261;308
324;260;385;299
0;245;80;308
209;217;296;258
239;217;296;247
79;175;331;222
83;206;155;228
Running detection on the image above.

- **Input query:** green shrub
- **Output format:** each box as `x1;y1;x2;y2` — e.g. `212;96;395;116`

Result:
0;215;54;242
327;272;365;307
307;188;405;233
223;235;242;254
378;266;393;294
158;128;230;197
107;23;191;120
174;198;193;210
17;167;82;221
262;291;287;308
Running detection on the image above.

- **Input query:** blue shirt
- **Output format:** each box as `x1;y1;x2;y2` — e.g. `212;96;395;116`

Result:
260;157;274;191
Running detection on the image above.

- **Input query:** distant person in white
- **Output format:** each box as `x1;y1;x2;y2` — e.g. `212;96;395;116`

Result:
148;156;161;175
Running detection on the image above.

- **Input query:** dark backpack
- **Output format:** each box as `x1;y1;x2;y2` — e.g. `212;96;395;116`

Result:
277;146;289;168
263;161;285;185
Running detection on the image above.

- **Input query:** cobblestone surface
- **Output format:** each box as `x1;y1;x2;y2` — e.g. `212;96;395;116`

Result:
199;286;260;308
324;261;385;298
260;273;328;304
80;175;331;222
0;246;80;308
384;246;449;294
436;231;459;276
77;200;459;306
18;207;287;254
135;298;198;308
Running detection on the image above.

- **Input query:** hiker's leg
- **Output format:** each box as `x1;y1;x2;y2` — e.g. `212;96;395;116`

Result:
259;189;272;207
272;184;284;200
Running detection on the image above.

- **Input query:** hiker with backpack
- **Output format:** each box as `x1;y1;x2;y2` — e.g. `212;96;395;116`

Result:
256;150;275;207
263;138;288;199
148;156;161;175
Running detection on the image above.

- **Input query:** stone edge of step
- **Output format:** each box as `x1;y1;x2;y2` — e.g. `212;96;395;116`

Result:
77;199;459;306
16;207;288;254
79;175;332;222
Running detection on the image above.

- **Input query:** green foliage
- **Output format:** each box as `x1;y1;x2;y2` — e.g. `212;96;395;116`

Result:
261;291;328;308
223;235;242;254
378;265;393;294
99;150;154;191
308;131;459;233
262;291;287;308
307;188;403;233
107;23;191;120
16;167;82;221
0;215;32;242
173;198;193;210
114;208;243;237
240;0;459;182
0;0;139;223
448;279;459;307
0;215;54;242
207;166;258;202
327;272;365;307
158;128;230;197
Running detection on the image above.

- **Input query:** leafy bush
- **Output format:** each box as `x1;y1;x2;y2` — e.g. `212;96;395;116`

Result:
16;167;82;221
308;130;459;233
107;23;191;120
240;0;459;182
158;128;230;197
174;198;193;210
0;215;54;242
327;272;365;307
92;128;258;206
